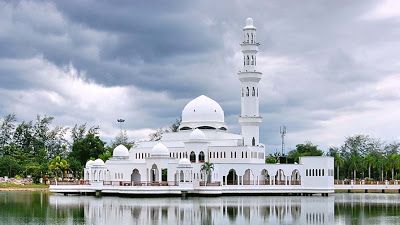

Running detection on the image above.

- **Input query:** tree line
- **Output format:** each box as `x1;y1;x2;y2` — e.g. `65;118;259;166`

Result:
1;113;398;183
0;114;134;182
266;135;400;181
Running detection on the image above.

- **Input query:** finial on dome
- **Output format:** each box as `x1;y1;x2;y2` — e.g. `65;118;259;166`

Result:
244;17;255;29
246;18;253;26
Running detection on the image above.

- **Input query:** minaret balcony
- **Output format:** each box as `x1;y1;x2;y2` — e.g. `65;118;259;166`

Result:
238;71;262;82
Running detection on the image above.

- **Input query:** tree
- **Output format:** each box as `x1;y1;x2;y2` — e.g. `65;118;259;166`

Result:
0;114;16;155
110;130;134;149
364;152;377;179
328;147;344;180
287;142;323;163
200;162;214;183
49;156;69;179
169;117;181;132
265;154;277;164
0;155;22;177
148;128;166;141
69;133;106;166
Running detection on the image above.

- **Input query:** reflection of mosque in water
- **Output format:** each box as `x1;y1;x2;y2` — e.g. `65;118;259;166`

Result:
49;195;334;225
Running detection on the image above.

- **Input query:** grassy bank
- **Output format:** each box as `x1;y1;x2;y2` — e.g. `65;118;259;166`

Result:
0;183;49;191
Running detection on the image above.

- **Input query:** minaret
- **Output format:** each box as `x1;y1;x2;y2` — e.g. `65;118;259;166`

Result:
238;18;262;146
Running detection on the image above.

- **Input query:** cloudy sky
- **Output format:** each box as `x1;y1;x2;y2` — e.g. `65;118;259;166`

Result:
0;0;399;153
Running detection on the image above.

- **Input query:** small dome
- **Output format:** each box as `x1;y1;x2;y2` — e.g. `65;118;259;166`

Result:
179;95;226;130
189;128;206;140
85;160;95;168
113;144;129;158
151;143;169;157
178;158;191;165
93;158;105;167
244;17;255;29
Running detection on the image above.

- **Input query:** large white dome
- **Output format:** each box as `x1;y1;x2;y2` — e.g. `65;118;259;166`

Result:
179;95;227;131
113;144;129;158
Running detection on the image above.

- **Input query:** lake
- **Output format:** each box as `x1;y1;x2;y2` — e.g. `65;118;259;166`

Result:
0;192;400;225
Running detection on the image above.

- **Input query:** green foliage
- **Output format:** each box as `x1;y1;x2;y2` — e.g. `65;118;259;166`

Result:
287;142;323;163
265;154;277;164
48;156;69;179
201;161;214;183
0;155;22;177
69;133;106;167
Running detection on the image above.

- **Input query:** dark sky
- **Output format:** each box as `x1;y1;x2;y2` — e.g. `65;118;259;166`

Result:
0;0;399;153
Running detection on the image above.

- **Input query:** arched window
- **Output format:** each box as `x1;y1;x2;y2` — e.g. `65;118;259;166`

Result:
190;151;196;163
246;55;250;65
252;137;255;146
252;87;255;96
251;55;254;65
243;56;245;66
251;33;253;43
198;151;205;163
241;152;244;158
246;87;249;96
247;33;249;43
230;152;233;158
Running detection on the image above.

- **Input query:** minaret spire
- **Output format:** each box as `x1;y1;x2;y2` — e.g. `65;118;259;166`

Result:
238;18;263;146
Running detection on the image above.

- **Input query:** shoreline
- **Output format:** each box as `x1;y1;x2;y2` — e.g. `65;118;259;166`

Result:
0;188;49;192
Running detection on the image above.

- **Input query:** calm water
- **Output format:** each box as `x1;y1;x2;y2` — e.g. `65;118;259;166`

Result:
1;192;400;225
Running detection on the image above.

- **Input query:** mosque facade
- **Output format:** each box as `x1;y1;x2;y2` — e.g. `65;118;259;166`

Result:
67;18;334;195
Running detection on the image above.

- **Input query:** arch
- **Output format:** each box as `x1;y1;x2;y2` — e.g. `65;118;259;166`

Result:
251;55;254;65
131;169;141;185
251;33;253;43
291;169;301;185
260;169;270;185
151;164;159;183
227;169;238;185
246;55;250;65
247;33;249;42
275;169;286;185
252;137;256;146
198;151;205;163
190;151;196;163
243;169;254;185
252;87;255;96
246;87;249;96
180;170;185;182
243;56;245;66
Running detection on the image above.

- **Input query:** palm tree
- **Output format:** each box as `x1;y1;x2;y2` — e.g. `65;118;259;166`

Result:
200;161;214;184
365;153;377;179
334;152;344;181
49;155;69;180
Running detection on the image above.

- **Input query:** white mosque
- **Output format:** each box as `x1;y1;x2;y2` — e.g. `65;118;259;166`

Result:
51;18;334;196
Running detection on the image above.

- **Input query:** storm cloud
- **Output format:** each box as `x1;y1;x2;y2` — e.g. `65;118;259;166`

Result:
0;0;399;152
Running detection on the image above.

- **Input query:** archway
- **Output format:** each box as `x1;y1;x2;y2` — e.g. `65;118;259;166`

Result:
243;169;254;185
260;169;270;185
151;164;159;183
227;169;238;185
275;169;285;185
190;151;196;163
199;151;205;163
180;170;185;182
252;137;255;146
131;169;141;185
291;169;301;185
